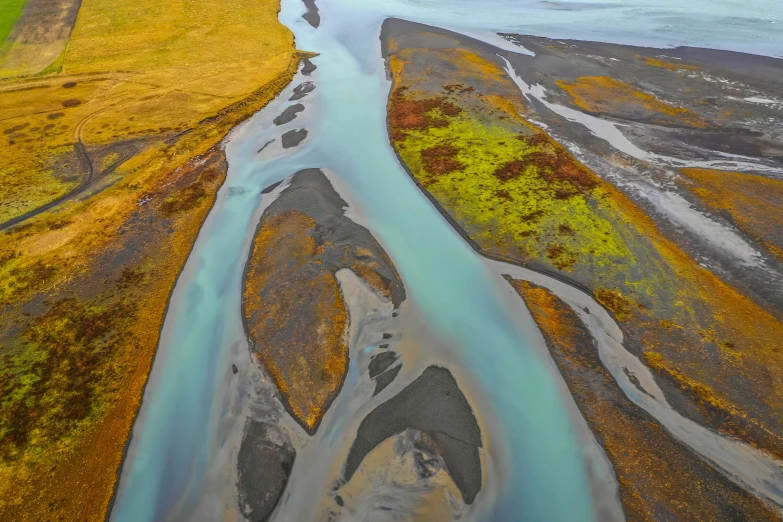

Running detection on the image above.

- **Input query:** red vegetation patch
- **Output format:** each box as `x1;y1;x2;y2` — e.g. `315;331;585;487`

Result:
421;144;465;176
388;90;462;142
440;101;462;117
0;296;137;459
546;242;577;270
558;223;575;235
494;159;527;181
496;133;600;196
443;83;475;94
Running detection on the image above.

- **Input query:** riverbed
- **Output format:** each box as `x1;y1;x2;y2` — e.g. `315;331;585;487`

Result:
109;0;783;520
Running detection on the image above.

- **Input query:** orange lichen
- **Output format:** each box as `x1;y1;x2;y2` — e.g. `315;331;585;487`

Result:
642;56;699;72
556;76;708;127
243;210;348;433
512;279;780;521
680;168;783;262
594;287;639;321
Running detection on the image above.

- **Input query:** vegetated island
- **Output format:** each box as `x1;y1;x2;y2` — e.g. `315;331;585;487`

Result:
382;18;783;520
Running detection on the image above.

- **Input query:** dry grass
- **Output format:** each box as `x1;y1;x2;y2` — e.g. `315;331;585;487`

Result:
0;0;295;223
0;0;299;518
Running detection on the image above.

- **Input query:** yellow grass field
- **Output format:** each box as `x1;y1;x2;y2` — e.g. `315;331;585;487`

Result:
0;0;299;519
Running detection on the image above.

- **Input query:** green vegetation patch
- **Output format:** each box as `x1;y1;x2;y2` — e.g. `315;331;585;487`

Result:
393;99;634;272
0;0;27;46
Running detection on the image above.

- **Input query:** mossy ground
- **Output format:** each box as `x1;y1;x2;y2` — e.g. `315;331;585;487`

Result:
0;0;295;222
389;50;647;288
387;41;783;462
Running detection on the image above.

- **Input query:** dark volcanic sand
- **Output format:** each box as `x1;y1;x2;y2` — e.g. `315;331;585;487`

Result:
289;81;315;100
243;168;405;436
368;351;398;378
237;420;296;522
273;103;305;125
301;0;320;28
257;168;405;308
301;58;317;76
281;128;308;148
369;351;400;396
344;365;482;504
372;365;401;396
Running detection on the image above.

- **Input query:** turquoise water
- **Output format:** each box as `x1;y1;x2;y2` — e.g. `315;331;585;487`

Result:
110;1;782;521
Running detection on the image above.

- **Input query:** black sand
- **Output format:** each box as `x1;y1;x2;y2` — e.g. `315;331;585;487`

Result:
344;365;482;504
273;103;305;125
281;129;307;148
237;420;295;522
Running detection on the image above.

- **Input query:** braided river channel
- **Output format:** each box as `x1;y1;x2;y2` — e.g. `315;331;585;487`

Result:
110;0;783;521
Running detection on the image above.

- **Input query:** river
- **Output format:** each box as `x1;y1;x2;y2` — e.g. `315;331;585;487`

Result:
109;0;783;521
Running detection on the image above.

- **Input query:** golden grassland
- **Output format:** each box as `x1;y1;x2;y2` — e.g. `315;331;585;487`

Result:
555;75;708;127
680;168;783;262
387;44;783;460
512;279;780;521
0;0;300;518
0;0;294;223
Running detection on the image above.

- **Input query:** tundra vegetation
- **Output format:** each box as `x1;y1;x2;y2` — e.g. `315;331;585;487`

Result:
0;0;298;518
385;28;783;517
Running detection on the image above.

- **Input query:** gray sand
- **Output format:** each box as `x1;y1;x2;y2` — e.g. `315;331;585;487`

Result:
344;365;482;504
301;0;320;28
289;81;316;101
273;103;305;125
301;58;317;76
281;128;308;148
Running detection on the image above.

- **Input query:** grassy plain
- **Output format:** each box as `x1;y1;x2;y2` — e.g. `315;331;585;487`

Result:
0;0;299;518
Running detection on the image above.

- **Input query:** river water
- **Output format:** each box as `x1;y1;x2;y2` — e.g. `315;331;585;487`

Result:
110;1;783;521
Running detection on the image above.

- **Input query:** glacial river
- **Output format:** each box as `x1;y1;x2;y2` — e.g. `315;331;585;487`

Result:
110;0;783;521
